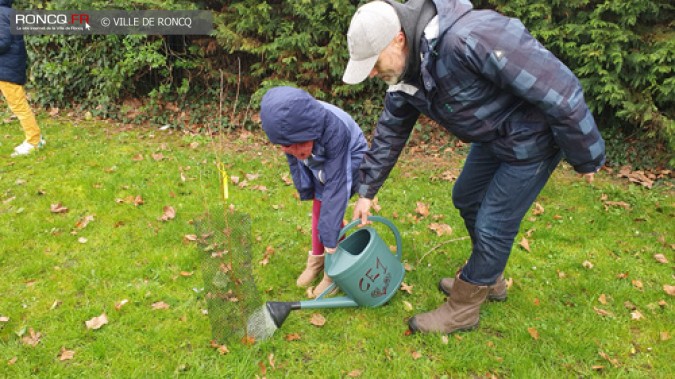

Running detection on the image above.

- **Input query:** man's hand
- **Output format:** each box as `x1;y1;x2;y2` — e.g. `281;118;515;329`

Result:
352;197;373;226
579;172;595;184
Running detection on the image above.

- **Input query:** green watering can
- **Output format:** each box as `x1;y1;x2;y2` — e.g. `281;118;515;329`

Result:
265;216;405;328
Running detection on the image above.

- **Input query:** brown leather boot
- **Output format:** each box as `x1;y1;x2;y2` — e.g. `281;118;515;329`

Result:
438;272;507;301
309;272;338;298
296;252;324;287
408;275;489;334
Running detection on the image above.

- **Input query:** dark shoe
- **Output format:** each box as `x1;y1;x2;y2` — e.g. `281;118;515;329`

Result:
438;272;507;301
409;275;489;334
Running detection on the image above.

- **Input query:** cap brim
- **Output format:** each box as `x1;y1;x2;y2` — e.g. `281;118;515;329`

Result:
342;55;379;85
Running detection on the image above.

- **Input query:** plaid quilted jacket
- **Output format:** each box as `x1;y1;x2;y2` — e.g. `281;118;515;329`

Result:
358;0;605;199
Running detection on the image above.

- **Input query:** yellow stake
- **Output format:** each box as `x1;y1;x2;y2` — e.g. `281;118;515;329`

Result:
218;163;228;200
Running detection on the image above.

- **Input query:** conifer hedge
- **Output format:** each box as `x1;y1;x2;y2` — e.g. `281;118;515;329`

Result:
17;0;674;166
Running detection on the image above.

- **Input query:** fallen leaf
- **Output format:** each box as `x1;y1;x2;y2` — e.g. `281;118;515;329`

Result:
285;333;301;341
557;270;566;279
241;335;255;346
115;299;129;310
632;280;643;290
347;369;363;377
183;234;198;242
59;347;75;361
74;215;95;230
280;173;293;185
7;357;17;365
617;272;629;279
592;365;605;371
532;202;545;216
527;327;539;340
132;153;144;161
152;301;170;310
403;301;413;311
245;173;259;181
441;335;449;345
310;313;326;327
624;301;637;310
133;195;144;206
85;314;108;330
630;310;644;320
400;282;414;294
268;353;276;369
582;260;594;269
0;316;8;322
179;271;193;277
519;237;531;252
660;331;671;341
411;351;422;360
258;361;267;376
159;206;176;221
415;202;430;218
151;153;164;161
210;340;230;354
429;223;452;236
77;237;88;244
598;294;608;305
593;307;614;317
663;285;675;296
654;254;669;264
50;203;69;213
599;351;619;367
603;201;631;210
21;328;42;346
505;277;514;289
259;245;275;266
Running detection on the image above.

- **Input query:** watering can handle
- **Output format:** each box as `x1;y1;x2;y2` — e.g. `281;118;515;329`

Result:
338;216;402;262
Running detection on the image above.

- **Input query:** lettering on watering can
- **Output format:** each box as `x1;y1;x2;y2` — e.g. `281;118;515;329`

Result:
358;257;392;298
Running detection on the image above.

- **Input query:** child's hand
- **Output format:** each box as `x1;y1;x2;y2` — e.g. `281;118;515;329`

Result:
325;247;337;254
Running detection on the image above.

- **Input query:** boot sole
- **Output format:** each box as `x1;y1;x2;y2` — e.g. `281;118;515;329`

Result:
408;317;479;334
437;282;507;302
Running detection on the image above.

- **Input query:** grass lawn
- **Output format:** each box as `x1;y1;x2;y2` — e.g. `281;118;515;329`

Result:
1;116;673;378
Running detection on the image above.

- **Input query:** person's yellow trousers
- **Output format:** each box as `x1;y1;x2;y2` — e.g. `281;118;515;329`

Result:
0;80;41;145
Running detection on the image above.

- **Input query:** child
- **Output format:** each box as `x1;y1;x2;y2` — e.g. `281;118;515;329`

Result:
0;0;45;157
260;86;367;297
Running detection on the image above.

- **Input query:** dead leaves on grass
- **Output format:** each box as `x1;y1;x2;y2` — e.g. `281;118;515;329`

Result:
85;313;108;330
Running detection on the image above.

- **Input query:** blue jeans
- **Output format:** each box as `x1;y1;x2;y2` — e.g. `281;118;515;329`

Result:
452;143;563;286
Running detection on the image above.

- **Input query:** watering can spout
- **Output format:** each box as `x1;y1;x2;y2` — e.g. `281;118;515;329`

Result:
299;296;359;310
266;301;301;328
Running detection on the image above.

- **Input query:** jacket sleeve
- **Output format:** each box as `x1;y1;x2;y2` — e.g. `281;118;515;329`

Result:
286;154;314;201
459;16;605;173
0;11;11;54
358;92;420;199
316;124;354;249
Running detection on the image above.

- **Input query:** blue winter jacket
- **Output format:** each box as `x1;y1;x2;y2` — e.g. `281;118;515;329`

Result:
0;0;27;85
358;0;606;199
261;87;368;248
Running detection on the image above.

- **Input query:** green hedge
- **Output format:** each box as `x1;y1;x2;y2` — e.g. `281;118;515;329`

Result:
14;0;674;166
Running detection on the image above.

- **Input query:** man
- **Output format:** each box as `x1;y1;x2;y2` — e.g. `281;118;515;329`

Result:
343;0;605;334
0;0;44;157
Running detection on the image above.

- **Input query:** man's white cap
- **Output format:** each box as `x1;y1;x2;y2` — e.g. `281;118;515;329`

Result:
343;1;400;84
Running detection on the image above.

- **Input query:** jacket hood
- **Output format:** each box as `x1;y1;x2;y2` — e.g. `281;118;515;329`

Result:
260;86;326;146
434;0;473;34
0;0;13;7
